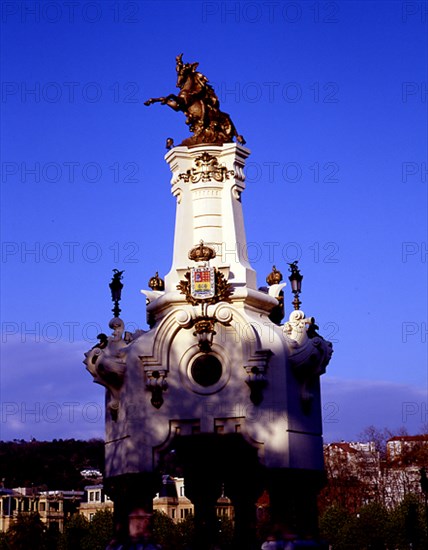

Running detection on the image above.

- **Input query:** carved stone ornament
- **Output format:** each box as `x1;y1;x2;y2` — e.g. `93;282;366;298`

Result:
177;268;233;307
178;152;234;183
83;318;128;421
188;240;216;262
283;310;333;414
243;350;273;405
145;369;168;409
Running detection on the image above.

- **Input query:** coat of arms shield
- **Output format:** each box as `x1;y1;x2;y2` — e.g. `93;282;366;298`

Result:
190;266;215;300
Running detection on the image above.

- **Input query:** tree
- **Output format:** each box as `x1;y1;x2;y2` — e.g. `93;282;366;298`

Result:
358;426;394;459
319;443;374;514
216;515;234;549
81;510;114;550
388;493;427;550
356;501;389;549
59;514;89;550
0;532;9;550
319;505;354;549
176;513;196;548
152;511;181;550
7;513;46;550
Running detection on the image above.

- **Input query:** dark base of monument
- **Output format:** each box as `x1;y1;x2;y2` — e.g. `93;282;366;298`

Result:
105;433;326;549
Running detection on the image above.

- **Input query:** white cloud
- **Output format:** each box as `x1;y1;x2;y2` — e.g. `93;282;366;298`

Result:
322;376;428;442
0;337;104;441
2;338;426;443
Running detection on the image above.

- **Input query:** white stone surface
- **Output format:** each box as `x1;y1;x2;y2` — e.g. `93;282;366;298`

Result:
85;144;332;479
164;143;257;291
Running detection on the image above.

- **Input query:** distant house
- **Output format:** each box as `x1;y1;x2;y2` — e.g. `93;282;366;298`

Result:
79;484;113;521
383;434;428;506
152;476;234;524
386;434;428;464
322;442;381;511
153;476;194;522
0;488;83;533
0;488;37;532
37;490;84;532
322;437;428;511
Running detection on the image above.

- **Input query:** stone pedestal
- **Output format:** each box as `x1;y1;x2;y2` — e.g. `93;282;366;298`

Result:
84;143;333;548
164;143;256;291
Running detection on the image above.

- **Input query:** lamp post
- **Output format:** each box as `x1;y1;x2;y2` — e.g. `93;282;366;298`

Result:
109;269;124;317
288;261;303;310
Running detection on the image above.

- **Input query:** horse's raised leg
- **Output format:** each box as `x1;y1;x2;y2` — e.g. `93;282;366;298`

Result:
144;94;184;112
144;97;164;106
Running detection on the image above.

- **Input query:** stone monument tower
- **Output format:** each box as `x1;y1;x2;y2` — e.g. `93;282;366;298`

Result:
84;55;333;549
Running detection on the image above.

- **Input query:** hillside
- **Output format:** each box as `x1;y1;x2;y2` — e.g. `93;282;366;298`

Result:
0;439;104;490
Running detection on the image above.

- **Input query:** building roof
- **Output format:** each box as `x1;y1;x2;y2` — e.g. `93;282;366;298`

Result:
387;434;428;443
325;442;359;455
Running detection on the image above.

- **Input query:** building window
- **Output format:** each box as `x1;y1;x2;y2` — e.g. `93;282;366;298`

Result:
171;509;176;519
89;513;94;521
95;491;101;502
40;502;46;512
180;486;185;497
89;492;95;501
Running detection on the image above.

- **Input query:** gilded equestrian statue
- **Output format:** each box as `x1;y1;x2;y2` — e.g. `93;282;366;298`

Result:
144;54;245;147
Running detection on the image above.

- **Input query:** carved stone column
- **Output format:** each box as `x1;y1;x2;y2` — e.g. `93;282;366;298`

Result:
164;143;257;291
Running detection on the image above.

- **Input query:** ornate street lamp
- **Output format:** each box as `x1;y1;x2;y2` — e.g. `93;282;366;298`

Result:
288;261;303;310
109;269;124;317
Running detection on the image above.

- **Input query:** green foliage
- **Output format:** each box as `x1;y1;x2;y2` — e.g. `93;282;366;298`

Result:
152;511;182;549
319;505;353;549
81;510;114;550
57;511;114;550
176;513;196;548
0;532;9;550
356;501;389;549
152;511;233;550
7;513;46;550
320;496;428;550
58;513;89;550
216;515;234;549
0;439;104;490
388;493;427;550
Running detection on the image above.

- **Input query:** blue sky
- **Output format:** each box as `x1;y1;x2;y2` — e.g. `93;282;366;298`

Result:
0;0;427;443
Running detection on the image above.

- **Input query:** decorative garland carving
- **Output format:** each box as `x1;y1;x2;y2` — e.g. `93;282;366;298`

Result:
145;369;168;409
177;265;233;352
178;152;234;183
